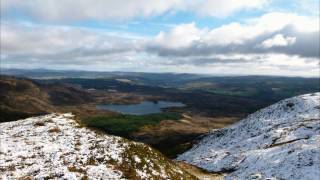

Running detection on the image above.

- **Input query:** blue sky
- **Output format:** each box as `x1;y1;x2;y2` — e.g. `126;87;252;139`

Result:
1;0;319;76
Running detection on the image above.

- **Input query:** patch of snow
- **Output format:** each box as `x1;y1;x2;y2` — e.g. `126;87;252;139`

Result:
0;113;189;179
134;155;141;163
0;113;124;179
177;93;320;179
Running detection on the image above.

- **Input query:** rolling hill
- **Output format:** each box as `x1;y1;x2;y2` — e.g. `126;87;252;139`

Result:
0;76;94;122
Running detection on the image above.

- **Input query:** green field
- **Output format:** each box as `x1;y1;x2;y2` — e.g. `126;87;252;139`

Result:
81;112;181;137
205;89;256;97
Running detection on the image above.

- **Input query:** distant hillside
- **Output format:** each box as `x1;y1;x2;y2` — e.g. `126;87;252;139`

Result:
0;76;93;122
0;113;195;179
2;70;319;118
178;93;320;179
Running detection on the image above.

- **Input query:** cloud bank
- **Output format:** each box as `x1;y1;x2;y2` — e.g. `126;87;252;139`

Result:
1;1;319;76
148;13;319;58
2;0;269;21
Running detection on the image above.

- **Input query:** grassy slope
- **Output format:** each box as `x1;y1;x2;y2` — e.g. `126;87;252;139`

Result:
80;112;182;137
119;138;197;179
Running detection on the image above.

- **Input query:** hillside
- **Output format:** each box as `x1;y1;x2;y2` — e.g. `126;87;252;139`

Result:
0;113;195;179
0;76;94;122
177;93;320;179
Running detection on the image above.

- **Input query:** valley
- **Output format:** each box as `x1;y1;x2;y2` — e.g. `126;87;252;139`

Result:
1;71;319;159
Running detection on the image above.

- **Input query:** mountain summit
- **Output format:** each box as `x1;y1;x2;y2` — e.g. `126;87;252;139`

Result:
178;93;320;179
0;113;195;179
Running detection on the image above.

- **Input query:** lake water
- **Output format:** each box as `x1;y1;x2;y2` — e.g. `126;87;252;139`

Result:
97;101;185;115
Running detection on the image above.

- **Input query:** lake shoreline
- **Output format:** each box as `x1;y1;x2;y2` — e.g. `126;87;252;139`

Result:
96;100;186;115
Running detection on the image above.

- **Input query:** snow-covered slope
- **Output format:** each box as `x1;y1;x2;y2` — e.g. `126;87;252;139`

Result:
0;113;195;179
178;93;320;179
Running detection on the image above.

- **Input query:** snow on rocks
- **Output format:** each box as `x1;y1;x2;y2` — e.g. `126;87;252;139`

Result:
0;113;193;179
177;93;320;180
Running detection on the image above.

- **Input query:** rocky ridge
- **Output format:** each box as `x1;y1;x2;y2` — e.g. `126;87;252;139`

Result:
178;93;320;179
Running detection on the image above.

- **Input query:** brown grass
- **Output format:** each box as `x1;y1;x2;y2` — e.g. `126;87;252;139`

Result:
34;121;45;126
48;127;61;133
68;166;87;174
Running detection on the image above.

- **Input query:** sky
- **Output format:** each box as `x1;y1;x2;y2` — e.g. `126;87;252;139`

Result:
1;0;319;76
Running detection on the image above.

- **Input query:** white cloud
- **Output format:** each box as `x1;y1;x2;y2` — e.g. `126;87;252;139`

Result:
203;12;318;45
148;12;319;58
1;0;182;21
1;0;269;21
190;0;269;17
261;34;296;48
1;22;143;64
153;23;204;49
